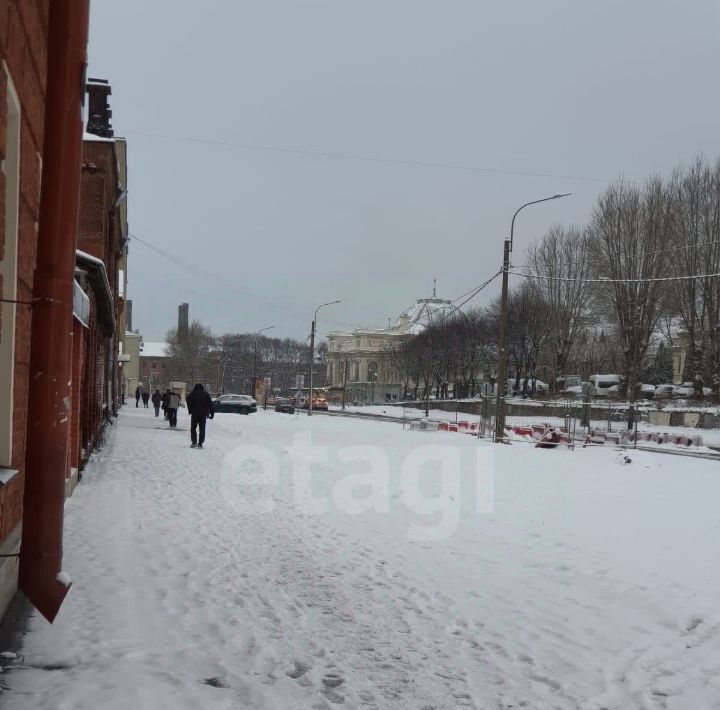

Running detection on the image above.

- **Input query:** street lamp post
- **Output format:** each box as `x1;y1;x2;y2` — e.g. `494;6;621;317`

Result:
495;193;571;442
309;300;342;416
252;326;275;398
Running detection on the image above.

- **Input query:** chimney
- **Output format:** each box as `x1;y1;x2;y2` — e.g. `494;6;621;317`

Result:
178;303;189;340
126;299;133;332
86;78;114;138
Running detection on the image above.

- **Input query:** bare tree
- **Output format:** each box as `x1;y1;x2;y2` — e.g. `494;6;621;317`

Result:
526;225;592;389
166;320;216;387
669;158;720;398
590;178;673;405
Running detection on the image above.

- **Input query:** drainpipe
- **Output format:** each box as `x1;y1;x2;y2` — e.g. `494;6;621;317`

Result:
19;0;90;623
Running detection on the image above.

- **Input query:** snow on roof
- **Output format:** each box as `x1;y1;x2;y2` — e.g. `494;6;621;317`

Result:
140;341;169;358
76;248;105;268
328;295;455;339
83;131;115;143
395;297;454;332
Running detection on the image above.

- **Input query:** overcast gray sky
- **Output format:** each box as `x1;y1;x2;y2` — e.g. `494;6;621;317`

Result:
88;0;720;341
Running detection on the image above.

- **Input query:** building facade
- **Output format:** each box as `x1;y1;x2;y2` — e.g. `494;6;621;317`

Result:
139;341;170;394
326;295;454;403
76;80;127;417
0;0;51;618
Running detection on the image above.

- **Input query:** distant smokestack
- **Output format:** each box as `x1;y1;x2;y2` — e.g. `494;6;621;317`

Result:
86;78;114;138
126;299;133;332
178;303;189;340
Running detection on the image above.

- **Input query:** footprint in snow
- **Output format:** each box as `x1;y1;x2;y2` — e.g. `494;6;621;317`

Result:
287;660;310;679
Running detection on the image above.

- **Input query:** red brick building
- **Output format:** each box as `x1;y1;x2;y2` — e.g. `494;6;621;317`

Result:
73;250;115;471
77;84;128;417
0;3;129;623
0;0;50;618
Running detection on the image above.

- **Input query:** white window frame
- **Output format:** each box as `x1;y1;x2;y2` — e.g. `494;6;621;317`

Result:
0;64;21;467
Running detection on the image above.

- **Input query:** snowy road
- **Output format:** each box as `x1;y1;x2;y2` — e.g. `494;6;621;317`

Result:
4;407;720;709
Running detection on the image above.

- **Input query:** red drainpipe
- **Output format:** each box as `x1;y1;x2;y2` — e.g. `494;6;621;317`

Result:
19;0;90;623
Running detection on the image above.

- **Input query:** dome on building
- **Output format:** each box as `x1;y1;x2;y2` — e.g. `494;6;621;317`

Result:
394;297;454;334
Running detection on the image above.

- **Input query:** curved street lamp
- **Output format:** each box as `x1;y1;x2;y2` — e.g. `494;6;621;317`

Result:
309;301;342;416
495;193;571;442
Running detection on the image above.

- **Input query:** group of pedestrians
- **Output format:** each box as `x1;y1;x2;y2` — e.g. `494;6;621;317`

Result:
134;383;214;448
135;386;150;408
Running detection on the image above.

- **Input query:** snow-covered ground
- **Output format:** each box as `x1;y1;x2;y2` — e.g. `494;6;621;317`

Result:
3;407;720;709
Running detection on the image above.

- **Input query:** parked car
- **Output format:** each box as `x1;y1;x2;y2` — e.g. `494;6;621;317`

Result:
680;382;713;396
561;375;583;390
672;384;693;397
212;393;257;414
301;397;329;411
639;383;656;399
274;397;295;414
589;374;621;396
501;378;549;396
605;383;651;397
654;384;675;398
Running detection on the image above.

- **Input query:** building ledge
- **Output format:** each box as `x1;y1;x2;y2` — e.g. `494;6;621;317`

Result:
0;468;19;487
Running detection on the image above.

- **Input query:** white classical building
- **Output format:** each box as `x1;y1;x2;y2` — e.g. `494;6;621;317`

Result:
326;294;454;403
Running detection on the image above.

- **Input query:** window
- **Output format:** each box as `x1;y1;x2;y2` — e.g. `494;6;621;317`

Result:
0;67;21;467
367;361;379;382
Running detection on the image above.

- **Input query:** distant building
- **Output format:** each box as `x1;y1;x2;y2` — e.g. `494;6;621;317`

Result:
122;331;142;401
139;341;171;391
326;293;454;403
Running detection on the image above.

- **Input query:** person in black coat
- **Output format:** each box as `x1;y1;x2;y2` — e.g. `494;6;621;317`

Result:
135;386;141;408
161;389;170;419
141;390;150;408
151;389;162;417
186;383;214;448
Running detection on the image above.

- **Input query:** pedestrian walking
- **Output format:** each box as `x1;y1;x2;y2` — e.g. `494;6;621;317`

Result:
151;389;162;417
166;389;181;428
162;388;171;419
142;391;150;408
186;383;214;448
135;385;141;408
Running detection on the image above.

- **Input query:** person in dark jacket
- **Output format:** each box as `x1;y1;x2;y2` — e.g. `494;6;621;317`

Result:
186;383;214;448
151;389;162;417
161;389;171;419
142;390;150;408
135;386;141;408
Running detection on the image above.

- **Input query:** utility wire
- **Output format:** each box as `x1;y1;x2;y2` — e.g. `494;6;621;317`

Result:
509;269;720;284
130;232;358;329
121;128;626;184
515;237;720;271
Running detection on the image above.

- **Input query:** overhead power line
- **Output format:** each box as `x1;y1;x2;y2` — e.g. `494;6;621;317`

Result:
509;269;720;284
515;237;720;270
130;231;499;334
121;128;626;184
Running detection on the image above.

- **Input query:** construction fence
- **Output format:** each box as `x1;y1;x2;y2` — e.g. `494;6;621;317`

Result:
397;396;715;450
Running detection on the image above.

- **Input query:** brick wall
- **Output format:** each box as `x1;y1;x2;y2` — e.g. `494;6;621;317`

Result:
68;319;85;472
0;1;49;546
77;139;125;415
0;2;49;619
